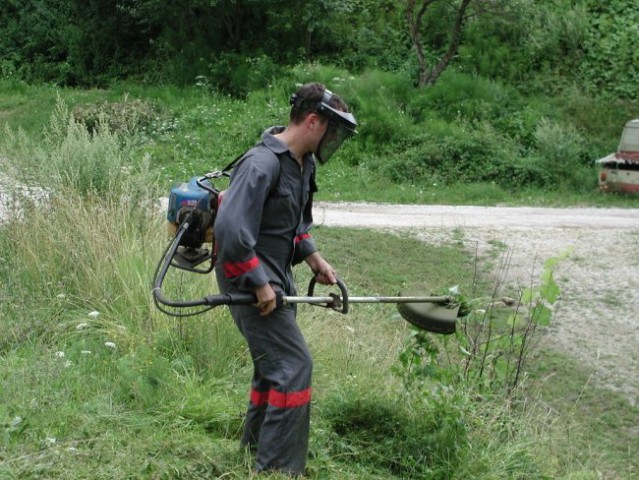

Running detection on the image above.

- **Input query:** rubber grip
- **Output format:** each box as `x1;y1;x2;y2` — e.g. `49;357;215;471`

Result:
204;291;284;307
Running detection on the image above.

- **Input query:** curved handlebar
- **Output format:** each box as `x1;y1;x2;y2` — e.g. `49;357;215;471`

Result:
307;275;349;314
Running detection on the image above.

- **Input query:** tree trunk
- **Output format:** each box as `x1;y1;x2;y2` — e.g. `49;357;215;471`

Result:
221;2;243;50
406;0;473;88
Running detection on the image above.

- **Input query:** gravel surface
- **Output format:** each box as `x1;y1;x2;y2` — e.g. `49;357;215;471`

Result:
314;201;639;406
0;175;50;224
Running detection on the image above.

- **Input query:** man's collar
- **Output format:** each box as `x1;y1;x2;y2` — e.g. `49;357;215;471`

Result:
261;126;288;155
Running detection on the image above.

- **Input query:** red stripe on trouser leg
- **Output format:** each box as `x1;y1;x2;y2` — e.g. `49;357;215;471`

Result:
251;389;269;407
268;388;312;409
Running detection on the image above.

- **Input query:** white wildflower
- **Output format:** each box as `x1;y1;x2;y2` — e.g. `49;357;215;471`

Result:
81;350;92;355
57;293;66;299
76;322;89;330
46;437;57;445
64;360;72;368
448;285;460;295
54;351;65;358
104;342;117;349
88;311;100;318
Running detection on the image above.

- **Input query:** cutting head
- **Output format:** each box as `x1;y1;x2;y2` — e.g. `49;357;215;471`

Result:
396;300;458;334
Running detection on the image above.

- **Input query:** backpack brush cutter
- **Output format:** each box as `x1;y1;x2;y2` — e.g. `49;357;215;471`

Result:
152;170;464;334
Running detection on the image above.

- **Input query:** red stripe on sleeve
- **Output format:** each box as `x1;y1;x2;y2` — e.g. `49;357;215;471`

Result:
223;256;260;278
294;233;311;244
268;388;312;409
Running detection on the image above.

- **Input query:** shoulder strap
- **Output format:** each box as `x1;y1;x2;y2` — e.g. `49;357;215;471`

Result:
269;152;283;196
221;151;246;173
225;145;283;196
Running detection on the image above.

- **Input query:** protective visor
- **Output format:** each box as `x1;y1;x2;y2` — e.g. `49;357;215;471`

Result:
291;89;357;164
314;91;357;163
315;107;357;164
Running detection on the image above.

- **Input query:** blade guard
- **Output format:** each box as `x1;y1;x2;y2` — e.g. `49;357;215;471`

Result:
396;299;458;335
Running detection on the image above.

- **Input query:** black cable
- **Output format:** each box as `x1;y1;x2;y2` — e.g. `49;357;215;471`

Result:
152;212;217;317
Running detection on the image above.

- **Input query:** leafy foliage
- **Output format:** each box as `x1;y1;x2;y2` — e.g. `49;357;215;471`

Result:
72;98;166;134
580;0;639;99
395;250;569;398
0;0;634;102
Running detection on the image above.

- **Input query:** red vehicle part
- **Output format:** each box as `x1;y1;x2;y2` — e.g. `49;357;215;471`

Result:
597;119;639;193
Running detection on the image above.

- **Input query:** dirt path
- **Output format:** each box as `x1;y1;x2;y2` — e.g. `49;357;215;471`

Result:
314;202;639;405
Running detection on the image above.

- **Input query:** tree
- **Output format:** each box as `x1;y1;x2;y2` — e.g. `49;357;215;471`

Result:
405;0;472;87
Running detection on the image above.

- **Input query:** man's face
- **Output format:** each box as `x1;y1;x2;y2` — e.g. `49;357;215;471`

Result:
308;113;329;151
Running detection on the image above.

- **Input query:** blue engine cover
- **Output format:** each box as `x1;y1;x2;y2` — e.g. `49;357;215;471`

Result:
167;177;212;222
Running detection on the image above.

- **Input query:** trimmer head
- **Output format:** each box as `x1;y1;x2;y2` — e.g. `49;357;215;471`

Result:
396;301;458;334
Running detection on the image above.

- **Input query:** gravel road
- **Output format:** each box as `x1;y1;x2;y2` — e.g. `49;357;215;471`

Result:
314;201;639;405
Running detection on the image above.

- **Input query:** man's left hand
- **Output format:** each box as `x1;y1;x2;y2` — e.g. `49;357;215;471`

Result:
305;252;337;285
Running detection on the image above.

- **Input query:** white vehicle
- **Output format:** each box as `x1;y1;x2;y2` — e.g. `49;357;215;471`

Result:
596;119;639;193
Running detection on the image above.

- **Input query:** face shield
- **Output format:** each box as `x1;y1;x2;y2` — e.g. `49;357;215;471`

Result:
290;89;358;164
315;101;357;164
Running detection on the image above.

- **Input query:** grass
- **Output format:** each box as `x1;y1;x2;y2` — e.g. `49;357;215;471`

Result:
1;75;637;478
0;191;472;478
529;349;639;478
1;188;633;478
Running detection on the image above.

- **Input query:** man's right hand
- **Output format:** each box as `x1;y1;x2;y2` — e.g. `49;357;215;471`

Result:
253;283;277;316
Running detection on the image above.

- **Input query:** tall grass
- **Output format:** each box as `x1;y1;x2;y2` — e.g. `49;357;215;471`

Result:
0;97;254;478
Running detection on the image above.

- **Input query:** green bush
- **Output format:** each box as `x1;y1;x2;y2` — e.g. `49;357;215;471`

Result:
552;84;636;156
581;0;639;99
71;98;165;135
532;117;595;189
407;71;521;123
205;53;288;98
369;120;526;187
347;70;416;146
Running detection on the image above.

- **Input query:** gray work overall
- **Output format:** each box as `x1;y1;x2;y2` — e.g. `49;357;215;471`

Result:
214;127;318;475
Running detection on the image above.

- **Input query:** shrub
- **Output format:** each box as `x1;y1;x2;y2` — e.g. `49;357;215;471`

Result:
532;117;595;189
205;53;287;98
72;98;165;135
370;120;525;187
407;71;522;124
580;0;639;99
348;70;417;146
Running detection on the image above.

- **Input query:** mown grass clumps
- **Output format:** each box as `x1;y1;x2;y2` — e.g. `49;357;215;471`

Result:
321;394;466;478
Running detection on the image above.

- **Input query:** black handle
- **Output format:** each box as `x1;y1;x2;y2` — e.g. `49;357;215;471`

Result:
203;290;285;308
307;275;349;314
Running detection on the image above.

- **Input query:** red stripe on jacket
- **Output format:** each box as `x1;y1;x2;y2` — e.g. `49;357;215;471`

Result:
223;256;260;278
250;388;312;409
295;233;311;244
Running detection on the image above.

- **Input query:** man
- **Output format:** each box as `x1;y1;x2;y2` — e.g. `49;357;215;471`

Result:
213;82;357;475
